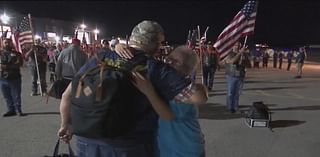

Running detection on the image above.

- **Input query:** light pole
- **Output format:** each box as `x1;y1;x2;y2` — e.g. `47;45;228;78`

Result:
93;29;99;41
80;23;86;42
0;13;10;24
0;12;10;36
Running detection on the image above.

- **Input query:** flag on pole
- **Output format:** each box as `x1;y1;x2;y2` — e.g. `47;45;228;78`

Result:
0;30;9;48
214;0;258;60
12;16;33;52
201;26;209;43
82;32;87;44
74;30;78;39
1;30;8;39
186;30;191;45
188;29;198;49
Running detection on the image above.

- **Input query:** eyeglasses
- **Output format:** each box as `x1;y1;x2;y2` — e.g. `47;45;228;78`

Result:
165;57;182;67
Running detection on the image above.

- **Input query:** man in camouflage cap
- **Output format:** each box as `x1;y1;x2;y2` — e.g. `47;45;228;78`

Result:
58;20;202;157
129;20;165;53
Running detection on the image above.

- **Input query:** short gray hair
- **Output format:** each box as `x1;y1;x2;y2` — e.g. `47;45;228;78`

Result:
168;45;199;75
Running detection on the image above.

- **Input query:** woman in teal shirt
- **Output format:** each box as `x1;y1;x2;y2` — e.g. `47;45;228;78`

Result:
132;45;208;157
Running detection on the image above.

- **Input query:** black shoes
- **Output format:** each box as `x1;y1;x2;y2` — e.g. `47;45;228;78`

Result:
294;76;302;79
3;111;26;117
230;109;236;113
18;112;27;116
3;111;17;117
30;92;39;96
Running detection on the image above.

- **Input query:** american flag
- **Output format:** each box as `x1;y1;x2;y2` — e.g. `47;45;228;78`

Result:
214;1;258;60
82;32;87;44
0;30;8;48
12;16;33;52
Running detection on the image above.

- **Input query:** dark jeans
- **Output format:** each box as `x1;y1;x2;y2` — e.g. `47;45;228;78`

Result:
287;60;292;71
279;59;283;69
76;137;155;157
29;64;47;93
0;78;22;112
273;60;277;68
202;65;216;90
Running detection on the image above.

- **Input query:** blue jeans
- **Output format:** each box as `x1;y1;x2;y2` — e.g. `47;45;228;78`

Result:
226;75;244;110
29;63;47;93
202;65;216;89
0;78;22;112
76;136;154;157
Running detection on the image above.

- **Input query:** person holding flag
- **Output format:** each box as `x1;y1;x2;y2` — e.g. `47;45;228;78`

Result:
25;39;48;96
214;0;258;113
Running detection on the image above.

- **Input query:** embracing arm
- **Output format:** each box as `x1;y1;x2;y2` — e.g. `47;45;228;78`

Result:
132;72;174;120
183;83;208;106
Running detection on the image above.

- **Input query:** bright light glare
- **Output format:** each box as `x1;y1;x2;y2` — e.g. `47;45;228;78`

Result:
94;29;99;34
0;13;10;24
80;24;87;29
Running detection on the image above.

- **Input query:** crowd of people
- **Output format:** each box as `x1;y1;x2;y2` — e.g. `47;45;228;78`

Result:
0;19;309;157
251;47;307;78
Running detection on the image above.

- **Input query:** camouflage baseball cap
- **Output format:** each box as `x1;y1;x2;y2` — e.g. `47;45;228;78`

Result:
129;20;165;53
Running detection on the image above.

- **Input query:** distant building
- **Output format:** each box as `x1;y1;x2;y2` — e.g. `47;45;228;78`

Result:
0;8;94;44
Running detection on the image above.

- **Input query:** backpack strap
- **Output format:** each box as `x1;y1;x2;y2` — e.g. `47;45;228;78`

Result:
96;62;106;101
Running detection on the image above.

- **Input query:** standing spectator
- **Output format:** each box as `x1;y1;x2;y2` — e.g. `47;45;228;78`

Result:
47;46;57;83
273;50;278;68
295;47;307;78
25;39;48;96
253;48;261;69
223;42;246;113
0;39;24;116
110;37;119;51
55;38;87;86
202;44;218;91
287;50;293;71
97;39;110;56
278;51;283;69
262;50;269;68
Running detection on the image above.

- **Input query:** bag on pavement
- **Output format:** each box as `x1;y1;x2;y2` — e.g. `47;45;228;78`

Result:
246;101;271;128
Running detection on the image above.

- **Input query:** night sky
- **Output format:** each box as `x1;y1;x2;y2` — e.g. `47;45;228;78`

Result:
1;0;320;47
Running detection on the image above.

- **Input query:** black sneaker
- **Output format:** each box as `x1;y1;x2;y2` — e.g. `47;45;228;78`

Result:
18;112;27;117
30;92;38;96
3;111;17;117
230;109;236;113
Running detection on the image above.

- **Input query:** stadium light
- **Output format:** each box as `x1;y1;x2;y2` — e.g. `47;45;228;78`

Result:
0;13;10;24
93;29;99;40
35;35;41;40
93;29;99;34
80;24;87;29
55;36;60;42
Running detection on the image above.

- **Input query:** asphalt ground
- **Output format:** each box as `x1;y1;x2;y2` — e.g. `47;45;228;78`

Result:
0;61;319;157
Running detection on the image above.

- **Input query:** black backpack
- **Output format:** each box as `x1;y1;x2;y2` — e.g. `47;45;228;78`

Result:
246;101;270;120
70;53;150;138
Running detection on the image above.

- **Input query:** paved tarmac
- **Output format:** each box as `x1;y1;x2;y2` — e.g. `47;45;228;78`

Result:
0;61;319;157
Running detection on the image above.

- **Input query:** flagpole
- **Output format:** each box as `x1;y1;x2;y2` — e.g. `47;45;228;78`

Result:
243;35;248;46
240;35;248;65
197;25;204;84
28;13;43;96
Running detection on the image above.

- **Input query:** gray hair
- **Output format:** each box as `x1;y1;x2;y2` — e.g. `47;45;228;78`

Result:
129;20;164;53
168;45;199;75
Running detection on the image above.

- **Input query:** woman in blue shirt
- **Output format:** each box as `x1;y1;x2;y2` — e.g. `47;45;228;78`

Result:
132;45;208;157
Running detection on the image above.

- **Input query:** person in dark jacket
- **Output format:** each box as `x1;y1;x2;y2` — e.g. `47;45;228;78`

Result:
0;38;24;116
